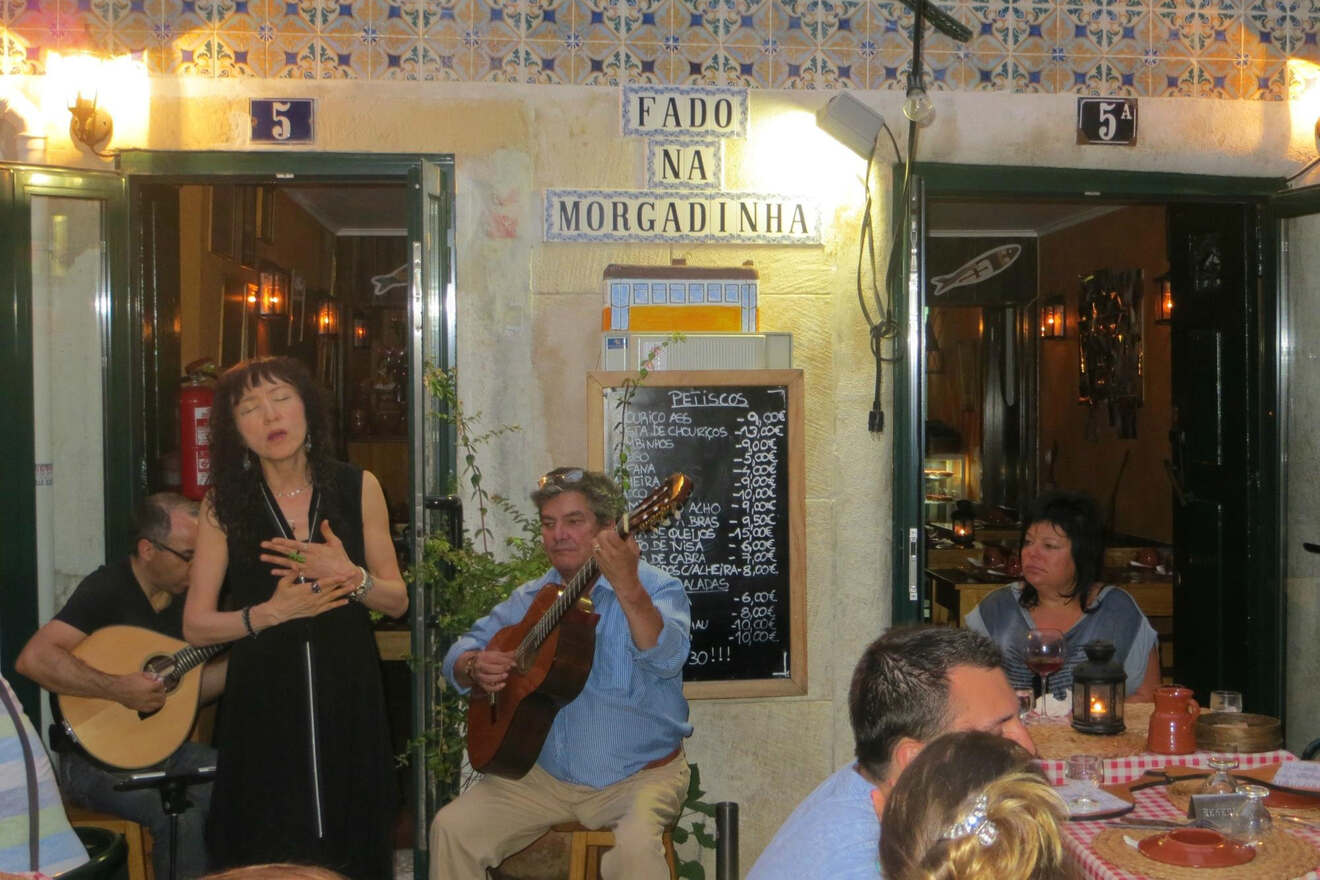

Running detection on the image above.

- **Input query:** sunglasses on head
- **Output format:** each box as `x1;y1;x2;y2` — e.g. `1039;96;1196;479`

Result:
537;468;586;489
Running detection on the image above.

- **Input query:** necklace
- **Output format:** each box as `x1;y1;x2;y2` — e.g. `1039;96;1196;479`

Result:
272;483;312;499
261;482;320;550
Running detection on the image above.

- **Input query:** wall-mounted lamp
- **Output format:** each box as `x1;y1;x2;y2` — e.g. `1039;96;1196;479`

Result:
68;93;114;156
42;52;148;158
245;282;259;310
258;270;285;317
1040;296;1066;339
1155;273;1174;324
352;315;370;349
815;92;886;159
316;301;339;336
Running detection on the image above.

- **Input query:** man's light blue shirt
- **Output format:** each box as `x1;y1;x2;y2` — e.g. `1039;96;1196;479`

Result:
748;762;882;880
443;560;692;788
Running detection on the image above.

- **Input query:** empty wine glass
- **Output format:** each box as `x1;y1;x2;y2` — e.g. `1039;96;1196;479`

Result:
1025;628;1066;718
1210;690;1244;713
1200;749;1240;794
1066;754;1104;811
1230;784;1272;847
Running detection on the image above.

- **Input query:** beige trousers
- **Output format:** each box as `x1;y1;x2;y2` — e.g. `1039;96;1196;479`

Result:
428;753;689;880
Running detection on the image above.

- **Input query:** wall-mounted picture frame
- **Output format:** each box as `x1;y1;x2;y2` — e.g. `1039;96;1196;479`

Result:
239;186;259;269
289;270;306;346
210;186;236;260
257;185;276;244
219;277;255;366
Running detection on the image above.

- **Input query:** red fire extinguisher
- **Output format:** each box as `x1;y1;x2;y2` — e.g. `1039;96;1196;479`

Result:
179;358;218;501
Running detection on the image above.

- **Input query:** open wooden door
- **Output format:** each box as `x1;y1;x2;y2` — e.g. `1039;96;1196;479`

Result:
1166;202;1283;717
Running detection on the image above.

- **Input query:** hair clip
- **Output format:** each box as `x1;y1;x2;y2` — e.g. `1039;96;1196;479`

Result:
941;793;999;847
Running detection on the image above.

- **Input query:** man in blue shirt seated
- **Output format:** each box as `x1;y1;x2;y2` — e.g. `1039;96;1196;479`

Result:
429;467;692;880
749;626;1036;879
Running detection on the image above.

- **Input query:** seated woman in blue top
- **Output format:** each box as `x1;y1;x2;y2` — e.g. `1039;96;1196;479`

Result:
965;490;1161;702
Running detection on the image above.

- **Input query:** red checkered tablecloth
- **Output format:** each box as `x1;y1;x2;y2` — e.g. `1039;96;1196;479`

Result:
1038;750;1298;786
1058;757;1319;880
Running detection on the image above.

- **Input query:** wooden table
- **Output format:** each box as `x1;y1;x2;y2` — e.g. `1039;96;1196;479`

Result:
926;568;1173;627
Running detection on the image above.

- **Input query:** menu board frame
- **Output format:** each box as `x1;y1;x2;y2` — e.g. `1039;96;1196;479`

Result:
587;369;807;699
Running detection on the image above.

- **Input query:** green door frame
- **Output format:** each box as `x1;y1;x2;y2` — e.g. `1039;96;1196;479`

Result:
0;165;130;719
889;165;1286;714
117;151;459;870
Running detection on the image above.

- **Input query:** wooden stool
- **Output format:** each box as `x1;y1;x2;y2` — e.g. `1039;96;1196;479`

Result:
550;823;676;880
65;804;154;880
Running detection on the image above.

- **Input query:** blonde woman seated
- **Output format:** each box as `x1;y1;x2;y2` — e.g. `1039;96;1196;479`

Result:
879;731;1074;880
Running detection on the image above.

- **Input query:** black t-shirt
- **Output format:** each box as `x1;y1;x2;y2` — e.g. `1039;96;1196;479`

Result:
54;557;184;640
50;558;185;757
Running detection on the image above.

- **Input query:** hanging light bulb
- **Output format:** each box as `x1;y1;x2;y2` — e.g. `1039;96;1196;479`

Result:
903;85;935;124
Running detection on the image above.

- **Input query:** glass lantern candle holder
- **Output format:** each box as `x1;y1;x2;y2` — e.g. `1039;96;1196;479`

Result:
951;500;976;546
1072;640;1126;734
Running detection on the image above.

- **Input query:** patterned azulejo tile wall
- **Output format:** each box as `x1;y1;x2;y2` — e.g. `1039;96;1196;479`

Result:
1;0;1317;98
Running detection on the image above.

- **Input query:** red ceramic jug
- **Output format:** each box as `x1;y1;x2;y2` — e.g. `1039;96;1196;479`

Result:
1147;685;1200;755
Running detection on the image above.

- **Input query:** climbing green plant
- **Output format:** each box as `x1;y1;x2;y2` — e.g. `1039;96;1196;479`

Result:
673;763;719;879
609;331;686;493
411;366;548;802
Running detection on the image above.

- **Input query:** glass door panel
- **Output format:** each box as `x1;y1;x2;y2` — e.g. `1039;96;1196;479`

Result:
0;166;125;724
1281;209;1320;750
31;195;108;629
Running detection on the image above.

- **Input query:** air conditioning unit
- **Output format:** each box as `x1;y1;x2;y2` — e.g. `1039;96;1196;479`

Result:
601;332;792;371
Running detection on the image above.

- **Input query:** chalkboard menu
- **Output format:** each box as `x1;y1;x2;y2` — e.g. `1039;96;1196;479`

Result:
589;371;805;698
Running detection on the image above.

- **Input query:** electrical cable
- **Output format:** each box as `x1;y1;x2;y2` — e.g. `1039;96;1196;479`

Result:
1284;155;1320;184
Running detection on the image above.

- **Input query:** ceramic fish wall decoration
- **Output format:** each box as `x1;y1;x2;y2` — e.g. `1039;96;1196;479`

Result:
930;244;1023;298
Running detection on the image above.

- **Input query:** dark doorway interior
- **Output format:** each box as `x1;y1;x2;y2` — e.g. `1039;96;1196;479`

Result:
922;196;1267;711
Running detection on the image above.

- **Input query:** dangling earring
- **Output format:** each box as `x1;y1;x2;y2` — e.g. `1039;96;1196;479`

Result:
242;451;252;471
304;435;312;453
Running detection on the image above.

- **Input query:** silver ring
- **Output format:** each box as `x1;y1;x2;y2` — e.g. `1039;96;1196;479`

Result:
310;582;321;594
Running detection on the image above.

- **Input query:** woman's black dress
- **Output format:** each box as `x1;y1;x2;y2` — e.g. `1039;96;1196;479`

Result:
206;461;396;879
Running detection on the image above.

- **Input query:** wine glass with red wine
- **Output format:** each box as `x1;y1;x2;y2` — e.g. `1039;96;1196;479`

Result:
1025;628;1066;718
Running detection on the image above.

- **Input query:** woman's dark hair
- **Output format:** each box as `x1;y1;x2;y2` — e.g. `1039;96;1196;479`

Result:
1017;489;1106;611
208;357;336;545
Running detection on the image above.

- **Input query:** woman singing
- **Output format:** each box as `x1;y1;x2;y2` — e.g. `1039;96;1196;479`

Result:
184;356;408;879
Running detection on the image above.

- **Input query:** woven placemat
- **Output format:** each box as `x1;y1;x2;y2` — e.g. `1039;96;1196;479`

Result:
1090;827;1320;879
1032;704;1154;760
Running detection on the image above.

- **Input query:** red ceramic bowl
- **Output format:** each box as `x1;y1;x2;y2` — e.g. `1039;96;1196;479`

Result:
1138;828;1255;868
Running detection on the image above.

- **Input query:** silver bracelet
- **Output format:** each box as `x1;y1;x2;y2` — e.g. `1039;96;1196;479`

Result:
349;566;375;602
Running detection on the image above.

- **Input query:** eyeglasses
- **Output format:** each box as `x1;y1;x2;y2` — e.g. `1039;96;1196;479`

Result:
537;468;585;489
150;539;194;563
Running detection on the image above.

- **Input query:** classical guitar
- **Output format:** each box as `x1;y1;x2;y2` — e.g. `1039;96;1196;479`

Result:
466;473;692;779
58;625;229;769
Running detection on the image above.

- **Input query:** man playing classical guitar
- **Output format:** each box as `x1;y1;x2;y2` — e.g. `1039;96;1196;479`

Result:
429;467;692;880
16;492;226;880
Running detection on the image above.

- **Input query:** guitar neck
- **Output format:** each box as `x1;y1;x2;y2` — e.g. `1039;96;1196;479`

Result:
517;518;630;661
172;642;228;678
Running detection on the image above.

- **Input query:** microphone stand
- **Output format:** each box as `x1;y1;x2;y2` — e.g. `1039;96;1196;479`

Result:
114;766;217;880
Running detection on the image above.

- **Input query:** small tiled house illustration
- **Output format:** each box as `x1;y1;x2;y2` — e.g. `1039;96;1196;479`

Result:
602;260;759;333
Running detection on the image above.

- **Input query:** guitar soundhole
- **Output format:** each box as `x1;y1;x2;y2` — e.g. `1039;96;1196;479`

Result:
143;654;179;694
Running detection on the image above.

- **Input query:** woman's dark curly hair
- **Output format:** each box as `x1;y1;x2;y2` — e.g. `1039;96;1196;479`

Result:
1017;489;1106;612
208;357;336;546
